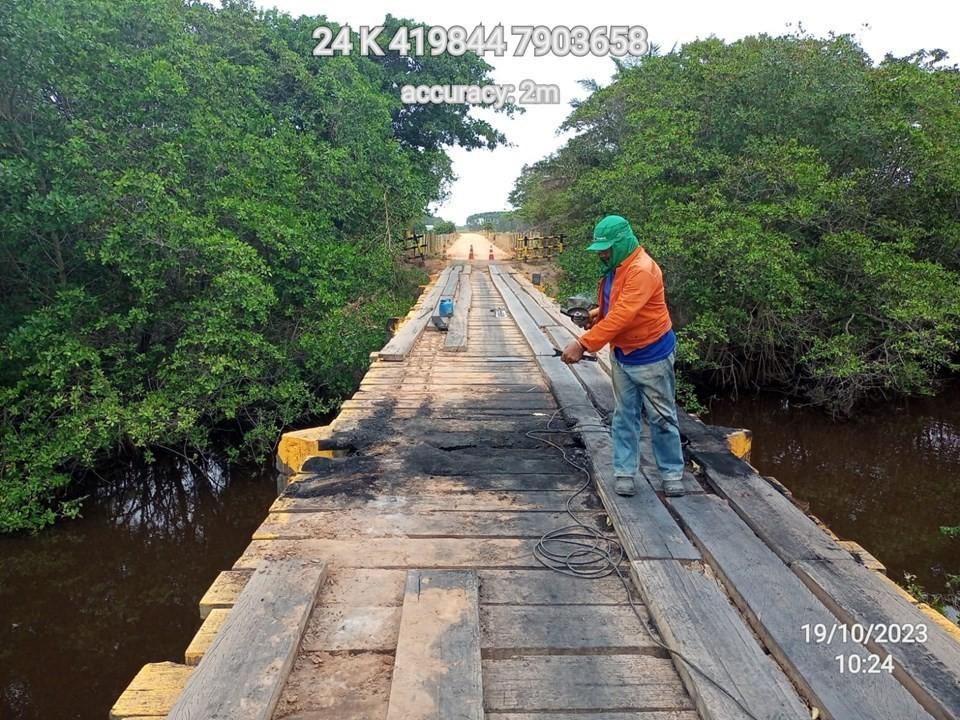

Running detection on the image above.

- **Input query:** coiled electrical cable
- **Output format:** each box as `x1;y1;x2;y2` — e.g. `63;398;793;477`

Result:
527;405;766;720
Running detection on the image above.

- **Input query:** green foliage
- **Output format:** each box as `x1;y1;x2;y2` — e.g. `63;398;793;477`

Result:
511;33;960;413
0;0;507;531
432;220;457;234
465;210;526;231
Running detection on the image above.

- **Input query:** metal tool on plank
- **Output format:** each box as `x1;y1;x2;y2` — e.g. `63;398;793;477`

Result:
552;347;598;362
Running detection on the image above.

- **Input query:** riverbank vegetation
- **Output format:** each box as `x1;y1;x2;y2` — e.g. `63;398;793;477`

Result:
0;0;510;532
511;33;960;415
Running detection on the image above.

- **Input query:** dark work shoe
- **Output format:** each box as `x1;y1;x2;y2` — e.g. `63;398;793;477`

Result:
614;476;637;496
662;476;685;497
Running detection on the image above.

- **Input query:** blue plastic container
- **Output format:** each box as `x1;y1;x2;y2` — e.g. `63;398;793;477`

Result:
438;298;454;317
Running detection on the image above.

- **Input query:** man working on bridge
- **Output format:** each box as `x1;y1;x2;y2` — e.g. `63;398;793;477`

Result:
560;215;685;498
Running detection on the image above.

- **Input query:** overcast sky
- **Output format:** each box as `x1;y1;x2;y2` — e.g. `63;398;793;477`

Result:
259;1;959;225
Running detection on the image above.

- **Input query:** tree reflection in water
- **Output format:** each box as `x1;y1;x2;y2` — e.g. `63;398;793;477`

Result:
707;384;960;610
95;454;230;537
0;452;276;720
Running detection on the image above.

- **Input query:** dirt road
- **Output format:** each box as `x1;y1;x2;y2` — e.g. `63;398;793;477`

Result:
445;232;513;261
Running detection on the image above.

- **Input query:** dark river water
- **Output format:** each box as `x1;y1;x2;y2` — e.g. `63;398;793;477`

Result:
0;456;277;719
2;387;959;719
707;386;960;612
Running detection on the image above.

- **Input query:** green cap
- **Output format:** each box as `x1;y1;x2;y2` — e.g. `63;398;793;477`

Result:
586;215;636;251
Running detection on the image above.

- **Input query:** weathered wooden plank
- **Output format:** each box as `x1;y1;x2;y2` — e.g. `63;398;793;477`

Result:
461;324;524;332
184;609;229;666
631;560;808;720
446;269;472;352
347;427;577;449
358;380;548;392
351;390;553;403
359;376;544;387
233;538;536;571
198;570;251;618
289;465;583;496
326;416;568;437
340;396;556;411
440;263;462;298
683;413;960;718
407;346;531;354
487;264;554;355
358;381;549;393
110;663;193;719
477;568;635;606
794;557;960;720
498;267;560;328
530;353;602;429
681;431;850;563
167;559;327;720
353;383;545;396
379;266;454;361
386;570;483;720
838;540;887;574
363;374;545;386
455;331;527;342
671;493;933;720
397;355;533;363
336;406;555;421
363;367;540;376
282;472;583;498
483;654;692;712
339;400;554;416
493;714;697;720
480;604;653;652
271;490;599;514
303;604;401;652
254;509;603;540
377;358;535;367
298;447;576;477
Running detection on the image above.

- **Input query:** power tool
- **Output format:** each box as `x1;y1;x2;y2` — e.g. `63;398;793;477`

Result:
561;294;598;329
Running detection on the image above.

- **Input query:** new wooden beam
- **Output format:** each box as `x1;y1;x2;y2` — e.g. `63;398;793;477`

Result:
386;570;483;720
444;263;472;352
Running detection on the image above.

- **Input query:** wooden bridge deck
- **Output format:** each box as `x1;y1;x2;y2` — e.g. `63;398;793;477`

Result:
112;261;960;720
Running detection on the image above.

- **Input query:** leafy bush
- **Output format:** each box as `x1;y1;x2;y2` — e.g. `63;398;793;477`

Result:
432;220;457;234
0;0;509;531
511;33;960;413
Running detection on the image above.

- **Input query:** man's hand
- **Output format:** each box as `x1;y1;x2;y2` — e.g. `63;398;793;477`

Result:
585;307;599;329
561;339;584;364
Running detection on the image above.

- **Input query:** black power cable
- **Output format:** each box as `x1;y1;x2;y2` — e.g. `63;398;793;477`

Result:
526;406;768;720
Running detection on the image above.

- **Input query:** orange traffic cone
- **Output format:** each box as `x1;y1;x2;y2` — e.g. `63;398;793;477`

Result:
469;244;474;260
488;246;495;260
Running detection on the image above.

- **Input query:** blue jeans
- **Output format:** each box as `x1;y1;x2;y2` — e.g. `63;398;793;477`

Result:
610;352;684;482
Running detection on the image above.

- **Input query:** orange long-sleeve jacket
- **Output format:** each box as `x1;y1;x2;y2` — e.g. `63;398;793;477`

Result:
578;246;673;354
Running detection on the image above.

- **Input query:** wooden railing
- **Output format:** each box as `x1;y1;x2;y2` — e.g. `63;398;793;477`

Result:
401;232;459;261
